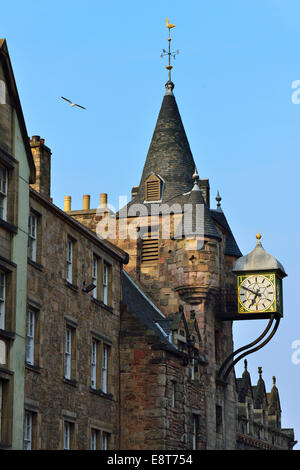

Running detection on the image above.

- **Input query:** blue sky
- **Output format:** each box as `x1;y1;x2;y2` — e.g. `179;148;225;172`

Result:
2;0;300;447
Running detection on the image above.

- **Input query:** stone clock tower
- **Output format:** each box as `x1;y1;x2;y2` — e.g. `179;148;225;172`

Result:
110;76;243;448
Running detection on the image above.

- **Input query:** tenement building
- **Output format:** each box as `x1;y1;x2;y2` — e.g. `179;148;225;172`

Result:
0;37;296;450
25;135;128;450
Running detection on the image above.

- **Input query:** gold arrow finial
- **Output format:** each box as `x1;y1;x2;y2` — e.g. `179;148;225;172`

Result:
256;232;262;241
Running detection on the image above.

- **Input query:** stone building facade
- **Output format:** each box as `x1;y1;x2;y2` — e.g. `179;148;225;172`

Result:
23;136;128;450
0;38;296;450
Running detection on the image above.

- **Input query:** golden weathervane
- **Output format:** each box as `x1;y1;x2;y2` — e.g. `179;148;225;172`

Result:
160;18;179;82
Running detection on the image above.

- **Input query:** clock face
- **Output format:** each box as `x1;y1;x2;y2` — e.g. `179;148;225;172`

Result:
239;275;275;312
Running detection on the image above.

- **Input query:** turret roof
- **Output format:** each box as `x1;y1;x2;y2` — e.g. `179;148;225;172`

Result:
122;83;220;240
131;84;196;205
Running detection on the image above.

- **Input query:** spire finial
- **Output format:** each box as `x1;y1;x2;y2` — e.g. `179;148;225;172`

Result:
272;376;276;386
244;359;248;370
161;18;179;92
256;231;262;246
258;366;262;378
216;190;222;210
192;167;200;191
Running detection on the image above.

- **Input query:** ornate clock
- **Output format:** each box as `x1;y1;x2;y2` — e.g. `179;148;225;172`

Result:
232;233;286;320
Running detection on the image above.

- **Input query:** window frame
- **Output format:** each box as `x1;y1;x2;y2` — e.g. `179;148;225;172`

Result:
102;262;109;305
0;165;7;221
66;238;73;284
23;411;33;450
92;255;98;299
91;428;99;450
63;421;71;450
64;327;72;380
91;339;98;389
0;271;6;331
28;214;37;262
192;415;198;450
101;343;109;394
25;309;35;365
102;431;110;450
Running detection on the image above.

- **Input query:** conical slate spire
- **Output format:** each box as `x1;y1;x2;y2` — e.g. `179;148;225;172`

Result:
133;89;197;204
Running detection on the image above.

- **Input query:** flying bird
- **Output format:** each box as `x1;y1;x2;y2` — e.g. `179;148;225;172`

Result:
61;96;86;109
166;18;176;29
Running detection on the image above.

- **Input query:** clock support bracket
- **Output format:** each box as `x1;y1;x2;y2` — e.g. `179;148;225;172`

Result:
217;314;280;383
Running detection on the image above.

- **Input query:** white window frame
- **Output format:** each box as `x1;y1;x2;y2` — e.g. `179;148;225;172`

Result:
0;166;7;221
101;344;108;393
0;272;6;330
66;239;73;283
91;429;98;450
64;327;72;379
102;431;109;450
92;256;98;299
28;214;37;262
102;263;108;305
91;339;97;389
64;421;71;450
26;310;35;365
24;411;33;450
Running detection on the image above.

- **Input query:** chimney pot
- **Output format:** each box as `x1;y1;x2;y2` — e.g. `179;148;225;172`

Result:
64;196;71;211
83;194;90;210
100;193;107;208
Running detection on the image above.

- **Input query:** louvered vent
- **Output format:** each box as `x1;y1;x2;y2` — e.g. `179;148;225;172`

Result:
146;179;160;201
141;238;159;264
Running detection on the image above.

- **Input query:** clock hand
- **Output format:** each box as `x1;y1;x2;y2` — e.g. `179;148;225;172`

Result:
250;289;262;306
242;286;262;297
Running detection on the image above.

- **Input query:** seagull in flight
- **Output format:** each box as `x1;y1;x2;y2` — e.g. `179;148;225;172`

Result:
61;96;86;109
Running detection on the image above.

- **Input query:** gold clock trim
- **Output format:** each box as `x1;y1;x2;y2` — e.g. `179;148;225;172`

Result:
237;273;277;314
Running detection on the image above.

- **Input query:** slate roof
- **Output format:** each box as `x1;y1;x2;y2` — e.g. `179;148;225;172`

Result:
130;86;196;205
211;208;242;257
168;184;221;240
121;270;179;353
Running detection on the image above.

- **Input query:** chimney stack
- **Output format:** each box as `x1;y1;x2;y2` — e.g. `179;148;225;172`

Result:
30;135;52;199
